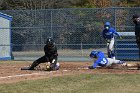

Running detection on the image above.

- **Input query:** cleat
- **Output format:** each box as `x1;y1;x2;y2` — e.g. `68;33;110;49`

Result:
118;61;125;64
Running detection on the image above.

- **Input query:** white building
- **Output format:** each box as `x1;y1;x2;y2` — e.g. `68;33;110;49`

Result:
0;12;12;60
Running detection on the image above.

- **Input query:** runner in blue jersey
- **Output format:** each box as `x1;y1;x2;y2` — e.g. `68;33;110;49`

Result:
88;50;125;69
102;22;121;60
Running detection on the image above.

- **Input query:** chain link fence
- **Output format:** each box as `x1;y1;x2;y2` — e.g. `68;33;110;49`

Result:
0;7;140;61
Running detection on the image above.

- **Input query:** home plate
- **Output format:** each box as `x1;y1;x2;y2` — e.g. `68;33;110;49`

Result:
63;70;68;71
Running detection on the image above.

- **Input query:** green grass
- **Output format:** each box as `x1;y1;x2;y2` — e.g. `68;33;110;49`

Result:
0;74;140;93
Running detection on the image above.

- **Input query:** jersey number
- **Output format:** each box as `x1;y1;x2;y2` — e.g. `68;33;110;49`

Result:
100;58;107;65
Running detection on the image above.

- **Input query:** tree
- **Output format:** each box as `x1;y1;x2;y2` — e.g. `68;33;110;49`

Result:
0;0;140;10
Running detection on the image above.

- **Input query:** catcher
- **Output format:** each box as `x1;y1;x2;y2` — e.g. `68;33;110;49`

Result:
21;37;60;71
88;50;140;70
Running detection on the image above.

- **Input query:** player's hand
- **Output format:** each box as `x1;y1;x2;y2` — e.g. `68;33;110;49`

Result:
88;66;96;69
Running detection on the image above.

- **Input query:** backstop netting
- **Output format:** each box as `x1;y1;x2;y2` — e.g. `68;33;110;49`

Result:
0;7;140;61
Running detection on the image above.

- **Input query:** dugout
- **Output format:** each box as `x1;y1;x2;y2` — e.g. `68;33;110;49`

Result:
0;12;12;60
114;32;139;61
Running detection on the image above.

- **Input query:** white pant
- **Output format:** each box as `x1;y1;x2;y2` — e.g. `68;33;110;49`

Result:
106;58;121;66
107;37;114;51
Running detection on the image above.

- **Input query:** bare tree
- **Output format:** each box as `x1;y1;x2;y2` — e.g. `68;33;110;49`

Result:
0;0;140;10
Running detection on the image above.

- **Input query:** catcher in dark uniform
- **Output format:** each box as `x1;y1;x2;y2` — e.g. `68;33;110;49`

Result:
21;37;59;71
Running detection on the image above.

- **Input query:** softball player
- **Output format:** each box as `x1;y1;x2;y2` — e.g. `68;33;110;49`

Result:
102;22;121;60
21;37;59;71
88;50;125;69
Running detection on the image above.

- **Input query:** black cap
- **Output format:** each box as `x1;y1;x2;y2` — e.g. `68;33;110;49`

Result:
132;14;140;19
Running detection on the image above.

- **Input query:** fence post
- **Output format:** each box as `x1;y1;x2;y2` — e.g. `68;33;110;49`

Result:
114;8;117;30
50;10;53;38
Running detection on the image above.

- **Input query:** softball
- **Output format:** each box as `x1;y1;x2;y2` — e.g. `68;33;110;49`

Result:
46;65;50;69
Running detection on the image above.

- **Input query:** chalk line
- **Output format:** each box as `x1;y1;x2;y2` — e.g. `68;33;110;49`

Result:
0;69;69;80
0;72;50;79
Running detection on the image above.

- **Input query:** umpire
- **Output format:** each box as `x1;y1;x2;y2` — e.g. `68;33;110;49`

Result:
21;37;58;71
132;14;140;59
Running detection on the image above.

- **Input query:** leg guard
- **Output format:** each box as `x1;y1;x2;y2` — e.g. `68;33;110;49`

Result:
29;61;39;70
21;61;39;70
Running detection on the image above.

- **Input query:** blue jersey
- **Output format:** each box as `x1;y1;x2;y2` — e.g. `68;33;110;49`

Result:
102;28;120;39
92;51;108;68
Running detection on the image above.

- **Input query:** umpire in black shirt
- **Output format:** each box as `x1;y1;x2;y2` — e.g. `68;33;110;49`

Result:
21;37;58;70
132;14;140;59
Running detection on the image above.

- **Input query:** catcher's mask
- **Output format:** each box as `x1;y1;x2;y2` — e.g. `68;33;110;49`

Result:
46;37;54;47
90;51;98;58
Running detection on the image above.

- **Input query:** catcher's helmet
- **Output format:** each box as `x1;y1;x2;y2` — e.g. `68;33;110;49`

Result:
46;37;54;47
90;51;98;58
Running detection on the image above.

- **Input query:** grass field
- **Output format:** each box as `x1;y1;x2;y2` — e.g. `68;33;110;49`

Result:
0;61;140;93
0;74;140;93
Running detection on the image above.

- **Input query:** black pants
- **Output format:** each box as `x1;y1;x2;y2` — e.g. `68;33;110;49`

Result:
30;55;57;70
136;36;140;59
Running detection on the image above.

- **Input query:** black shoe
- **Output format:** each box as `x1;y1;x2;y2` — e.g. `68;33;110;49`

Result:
21;67;34;70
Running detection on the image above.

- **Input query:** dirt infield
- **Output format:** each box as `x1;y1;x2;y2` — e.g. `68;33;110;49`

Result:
0;61;140;84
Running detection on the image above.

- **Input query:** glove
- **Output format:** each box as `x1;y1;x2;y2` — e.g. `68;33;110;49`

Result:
50;63;56;70
88;66;95;69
